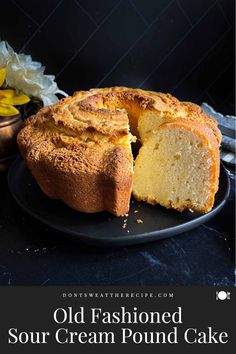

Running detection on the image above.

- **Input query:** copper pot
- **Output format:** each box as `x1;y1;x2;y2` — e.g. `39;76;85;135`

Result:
0;114;22;171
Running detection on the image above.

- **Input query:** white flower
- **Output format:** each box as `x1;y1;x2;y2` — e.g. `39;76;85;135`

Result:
0;41;67;106
0;41;11;67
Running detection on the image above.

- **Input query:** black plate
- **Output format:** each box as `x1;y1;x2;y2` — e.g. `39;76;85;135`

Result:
8;156;230;246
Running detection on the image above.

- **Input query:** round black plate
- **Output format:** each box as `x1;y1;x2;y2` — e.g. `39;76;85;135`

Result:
8;156;230;246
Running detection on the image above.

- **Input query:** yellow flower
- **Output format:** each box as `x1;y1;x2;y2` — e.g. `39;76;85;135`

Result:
0;67;30;116
0;67;6;86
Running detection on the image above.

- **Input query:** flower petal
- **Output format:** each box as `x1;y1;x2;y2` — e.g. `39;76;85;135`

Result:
0;67;6;86
40;93;59;106
0;103;19;116
0;89;15;98
0;93;30;105
1;40;68;105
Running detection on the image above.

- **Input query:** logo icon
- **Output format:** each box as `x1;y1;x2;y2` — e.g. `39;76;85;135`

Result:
216;291;230;300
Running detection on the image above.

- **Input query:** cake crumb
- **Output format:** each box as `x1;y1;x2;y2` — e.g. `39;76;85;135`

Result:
134;210;139;213
124;213;129;217
136;219;143;224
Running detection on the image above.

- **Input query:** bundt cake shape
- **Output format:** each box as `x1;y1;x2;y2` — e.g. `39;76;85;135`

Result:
17;87;221;216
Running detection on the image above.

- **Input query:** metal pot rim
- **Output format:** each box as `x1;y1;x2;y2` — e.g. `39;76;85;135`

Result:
0;114;21;128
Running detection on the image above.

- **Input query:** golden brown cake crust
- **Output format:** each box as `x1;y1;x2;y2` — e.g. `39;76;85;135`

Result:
17;86;221;216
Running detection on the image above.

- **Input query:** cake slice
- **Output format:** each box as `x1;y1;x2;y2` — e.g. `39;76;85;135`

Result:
17;95;134;216
133;119;220;213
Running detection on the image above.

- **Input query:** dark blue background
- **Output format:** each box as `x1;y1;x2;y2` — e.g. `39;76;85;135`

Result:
0;0;235;114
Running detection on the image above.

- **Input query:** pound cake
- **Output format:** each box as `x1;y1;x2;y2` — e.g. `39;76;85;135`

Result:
17;87;221;216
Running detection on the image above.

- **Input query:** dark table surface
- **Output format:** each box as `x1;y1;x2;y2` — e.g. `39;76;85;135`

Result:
0;160;235;286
